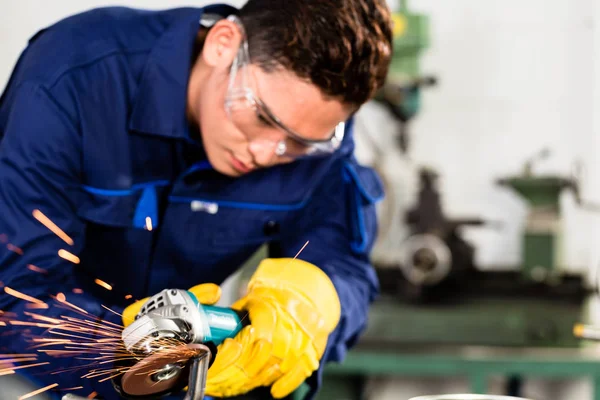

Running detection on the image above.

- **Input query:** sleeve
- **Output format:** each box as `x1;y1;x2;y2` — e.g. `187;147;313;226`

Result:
0;83;123;399
278;154;385;399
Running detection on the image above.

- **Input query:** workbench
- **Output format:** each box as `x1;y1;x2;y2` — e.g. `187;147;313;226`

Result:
305;344;600;400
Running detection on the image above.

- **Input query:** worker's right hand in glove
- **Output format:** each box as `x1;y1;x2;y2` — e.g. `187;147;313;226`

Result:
205;258;341;399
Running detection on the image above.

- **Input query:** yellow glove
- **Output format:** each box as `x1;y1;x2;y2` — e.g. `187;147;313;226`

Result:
121;283;222;327
205;258;341;399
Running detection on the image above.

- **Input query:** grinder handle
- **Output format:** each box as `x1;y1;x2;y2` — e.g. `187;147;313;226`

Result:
198;304;249;346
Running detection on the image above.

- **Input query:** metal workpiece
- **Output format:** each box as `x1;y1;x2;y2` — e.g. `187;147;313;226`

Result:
61;395;89;400
184;345;212;400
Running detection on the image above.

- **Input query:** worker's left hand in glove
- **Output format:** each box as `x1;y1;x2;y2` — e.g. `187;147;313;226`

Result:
121;258;341;399
205;258;341;399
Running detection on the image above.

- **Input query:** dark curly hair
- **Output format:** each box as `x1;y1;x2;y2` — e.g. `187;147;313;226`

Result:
238;0;393;108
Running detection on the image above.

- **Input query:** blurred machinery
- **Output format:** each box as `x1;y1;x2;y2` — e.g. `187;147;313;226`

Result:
352;2;591;349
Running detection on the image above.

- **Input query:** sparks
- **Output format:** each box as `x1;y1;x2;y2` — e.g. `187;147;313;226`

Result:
27;264;48;274
0;362;49;373
58;249;80;264
73;288;84;294
101;305;122;318
25;303;49;310
32;209;74;246
4;287;47;306
0;288;196;392
94;279;112;291
0;354;37;358
124;294;132;300
293;240;309;259
145;217;153;231
53;295;89;315
7;244;23;255
18;383;59;400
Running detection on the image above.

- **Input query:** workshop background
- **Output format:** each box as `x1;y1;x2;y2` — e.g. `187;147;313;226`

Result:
2;1;600;400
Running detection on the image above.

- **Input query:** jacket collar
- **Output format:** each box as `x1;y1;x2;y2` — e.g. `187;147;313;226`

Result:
128;4;238;139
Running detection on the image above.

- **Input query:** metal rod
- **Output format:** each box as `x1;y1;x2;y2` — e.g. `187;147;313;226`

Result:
574;324;600;341
184;346;212;400
62;395;90;400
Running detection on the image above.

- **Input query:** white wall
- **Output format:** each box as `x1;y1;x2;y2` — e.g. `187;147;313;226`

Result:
0;1;246;91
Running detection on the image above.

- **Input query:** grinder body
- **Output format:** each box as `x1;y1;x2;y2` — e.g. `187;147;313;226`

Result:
114;288;246;399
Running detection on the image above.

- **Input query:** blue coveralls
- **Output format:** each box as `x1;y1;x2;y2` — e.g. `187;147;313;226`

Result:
0;4;383;399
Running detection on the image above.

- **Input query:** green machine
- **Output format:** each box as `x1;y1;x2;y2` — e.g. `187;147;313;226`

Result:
496;148;578;283
374;0;436;153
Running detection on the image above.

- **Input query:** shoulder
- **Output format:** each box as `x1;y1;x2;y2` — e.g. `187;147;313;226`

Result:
6;7;190;89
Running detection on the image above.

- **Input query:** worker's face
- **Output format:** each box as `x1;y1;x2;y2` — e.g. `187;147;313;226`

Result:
188;19;351;177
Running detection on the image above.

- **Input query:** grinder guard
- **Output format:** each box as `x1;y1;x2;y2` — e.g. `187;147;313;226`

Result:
112;288;246;399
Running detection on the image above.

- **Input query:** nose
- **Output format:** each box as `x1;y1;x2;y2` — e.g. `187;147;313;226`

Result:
248;139;280;166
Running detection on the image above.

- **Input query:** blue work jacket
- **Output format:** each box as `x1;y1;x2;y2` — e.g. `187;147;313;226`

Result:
0;5;383;400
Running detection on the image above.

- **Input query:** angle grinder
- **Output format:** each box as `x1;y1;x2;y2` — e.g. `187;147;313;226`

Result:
112;288;247;399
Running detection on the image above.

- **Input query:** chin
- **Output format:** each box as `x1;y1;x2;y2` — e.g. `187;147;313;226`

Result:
210;154;243;177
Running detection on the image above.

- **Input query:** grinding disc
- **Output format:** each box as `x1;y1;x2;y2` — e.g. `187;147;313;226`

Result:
120;344;209;397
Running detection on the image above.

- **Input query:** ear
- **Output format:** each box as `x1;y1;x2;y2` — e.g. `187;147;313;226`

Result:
201;19;242;69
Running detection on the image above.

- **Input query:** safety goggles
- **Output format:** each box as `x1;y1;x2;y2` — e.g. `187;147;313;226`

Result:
224;15;345;159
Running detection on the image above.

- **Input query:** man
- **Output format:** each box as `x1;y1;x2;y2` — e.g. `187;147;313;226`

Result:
0;1;392;399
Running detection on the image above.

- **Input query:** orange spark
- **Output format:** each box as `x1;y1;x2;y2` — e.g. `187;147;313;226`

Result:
0;354;37;358
27;264;47;274
0;358;38;363
18;383;59;400
58;249;80;264
0;361;49;372
7;244;23;255
61;386;84;391
25;303;49;309
4;287;46;306
98;371;125;382
124;294;132;300
9;321;56;328
293;240;309;259
32;209;74;246
73;288;84;294
54;296;88;315
0;321;5;326
56;293;66;302
88;391;98;399
24;312;62;324
94;279;112;291
0;370;15;377
145;217;153;231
